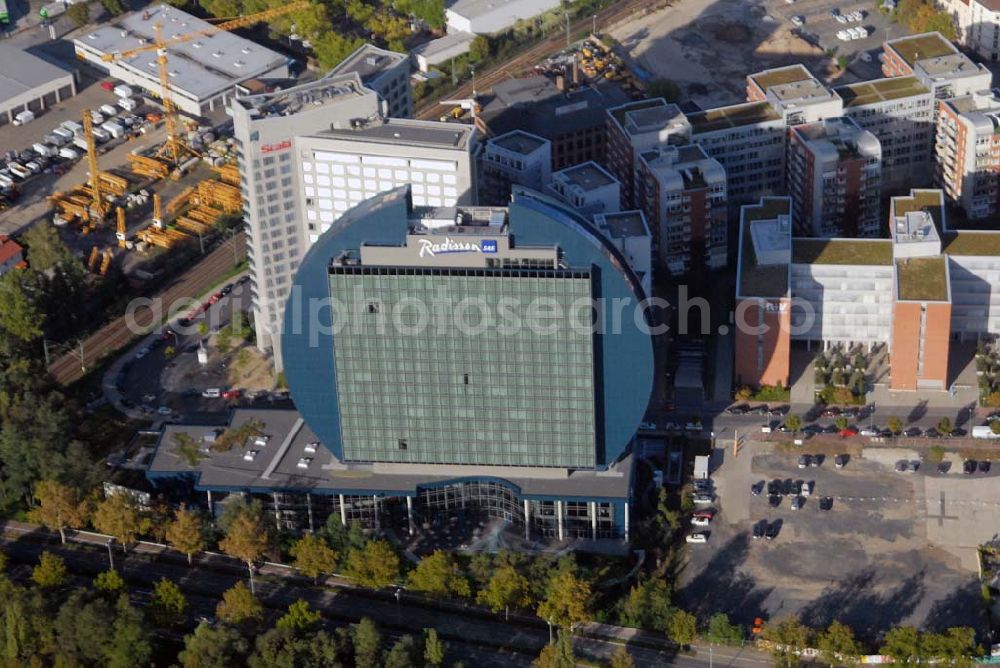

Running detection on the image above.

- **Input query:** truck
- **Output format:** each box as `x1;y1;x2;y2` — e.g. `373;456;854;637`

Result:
113;84;134;99
118;97;138;112
58;147;79;161
12;110;35;126
91;127;111;143
45;132;68;147
71;137;89;152
99;104;118;118
694;455;710;480
51;126;74;142
972;425;1000;439
101;121;125;139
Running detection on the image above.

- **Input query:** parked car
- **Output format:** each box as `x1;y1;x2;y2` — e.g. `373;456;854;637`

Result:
751;480;765;496
222;389;241;400
692;510;714;520
202;388;222;398
802;481;813;497
835;454;848;469
819;496;834;511
790;15;804;26
768;494;781;508
692;493;714;505
691;516;710;527
753;520;767;539
790;495;802;510
156;406;172;416
860;427;879;437
950;428;967;437
809;455;822;467
839;427;859;437
905;427;923;437
764;521;781;540
727;404;750;415
906;460;920;473
686;533;708;544
979;460;991;473
964;459;977;474
797;454;811;469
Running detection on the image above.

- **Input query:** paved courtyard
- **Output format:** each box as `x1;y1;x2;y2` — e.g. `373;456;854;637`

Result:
677;440;995;641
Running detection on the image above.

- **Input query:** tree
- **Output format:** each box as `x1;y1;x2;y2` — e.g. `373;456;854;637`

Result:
0;272;43;342
21;223;76;271
408;550;471;598
992;420;1000;436
764;617;813;668
105;594;152;668
94;569;126;595
54;590;116;663
166;504;207;565
353;617;383;668
150;577;188;627
322;517;368;553
785;414;802;433
667;609;697;647
219;505;270;593
28;479;89;543
818;620;860;666
343;540;400;589
290;533;338;583
618;577;673;632
888;416;903;435
178;622;250;668
609;645;635;668
537;570;591;629
881;626;921;664
275;599;322;633
312;32;367;70
67;2;90;26
477;563;533;620
249;628;340;667
533;630;575;668
100;0;125;15
32;551;68;588
834;416;849;431
216;581;264;626
469;35;491;61
92;492;145;552
937;416;952;434
385;634;421;668
648;79;681;102
424;628;446;666
706;612;744;645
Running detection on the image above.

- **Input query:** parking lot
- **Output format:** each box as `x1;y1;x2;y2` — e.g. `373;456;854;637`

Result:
678;441;994;641
767;0;908;63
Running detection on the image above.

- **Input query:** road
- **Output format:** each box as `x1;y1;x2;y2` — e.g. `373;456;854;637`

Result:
413;0;656;121
46;231;246;386
0;521;773;668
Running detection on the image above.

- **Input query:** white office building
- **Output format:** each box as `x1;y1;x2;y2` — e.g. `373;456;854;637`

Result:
548;162;621;216
231;71;477;369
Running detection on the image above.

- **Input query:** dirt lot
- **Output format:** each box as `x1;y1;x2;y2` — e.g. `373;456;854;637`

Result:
677;442;993;641
610;0;832;107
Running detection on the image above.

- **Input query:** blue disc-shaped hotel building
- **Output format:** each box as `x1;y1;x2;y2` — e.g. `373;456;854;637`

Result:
149;187;653;543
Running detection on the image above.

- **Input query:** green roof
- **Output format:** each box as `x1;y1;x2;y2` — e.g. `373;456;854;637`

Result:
835;77;930;108
943;231;1000;256
888;33;956;66
689;102;781;134
896;256;948;302
892;190;944;229
738;198;790;299
750;65;813;91
792;239;894;265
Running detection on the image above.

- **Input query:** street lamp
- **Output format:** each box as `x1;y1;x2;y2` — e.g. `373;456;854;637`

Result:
106;538;115;570
592;13;596;35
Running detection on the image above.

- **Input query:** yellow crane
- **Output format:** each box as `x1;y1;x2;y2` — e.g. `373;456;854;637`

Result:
82;110;107;221
100;2;309;166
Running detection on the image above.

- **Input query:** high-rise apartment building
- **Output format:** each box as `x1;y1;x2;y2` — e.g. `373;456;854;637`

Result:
936;92;1000;218
745;64;845;125
231;71;477;369
635;144;727;274
605;99;692;209
478;130;552;205
786;117;882;237
329;43;413;118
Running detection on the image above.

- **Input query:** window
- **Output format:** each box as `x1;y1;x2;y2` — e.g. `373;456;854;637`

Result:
398;439;408;450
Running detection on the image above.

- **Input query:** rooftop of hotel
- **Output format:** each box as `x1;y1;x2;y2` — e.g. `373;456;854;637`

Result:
835;77;930;108
553;161;617;191
738;198;791;298
596;210;649;238
896;256;949;302
490;129;549;155
943;231;1000;255
749;64;815;92
792;238;894;265
688;101;782;133
886;32;958;67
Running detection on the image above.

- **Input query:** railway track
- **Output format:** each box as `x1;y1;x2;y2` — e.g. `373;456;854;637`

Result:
46;232;247;386
414;0;657;121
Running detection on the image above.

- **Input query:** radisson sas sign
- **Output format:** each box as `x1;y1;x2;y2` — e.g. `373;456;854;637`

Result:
418;237;497;258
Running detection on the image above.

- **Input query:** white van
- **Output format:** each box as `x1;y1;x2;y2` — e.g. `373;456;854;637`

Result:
114;84;134;99
202;388;221;398
8;163;31;179
52;127;74;142
90;111;105;126
91;127;111;143
32;143;55;158
60;120;83;136
101;121;125;139
45;132;69;147
58;147;79;161
118;97;138;112
12;110;35;126
99;104;119;118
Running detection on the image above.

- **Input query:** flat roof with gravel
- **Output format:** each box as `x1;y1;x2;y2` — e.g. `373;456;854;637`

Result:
835;77;930;108
792;239;894;265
